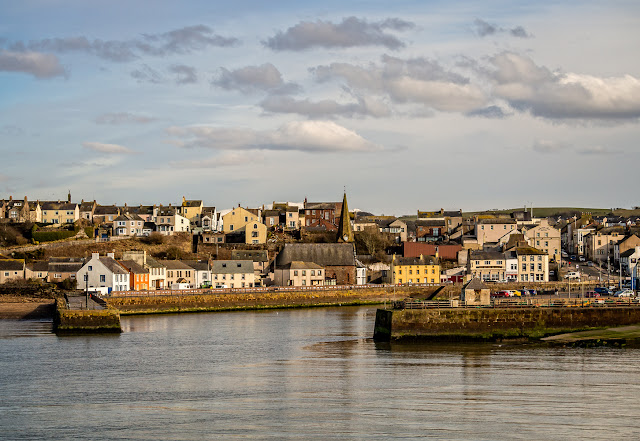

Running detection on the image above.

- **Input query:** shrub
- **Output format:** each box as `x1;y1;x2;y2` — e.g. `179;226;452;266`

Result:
32;230;76;242
140;232;164;245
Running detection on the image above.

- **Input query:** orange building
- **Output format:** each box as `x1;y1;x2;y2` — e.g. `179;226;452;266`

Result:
119;260;150;291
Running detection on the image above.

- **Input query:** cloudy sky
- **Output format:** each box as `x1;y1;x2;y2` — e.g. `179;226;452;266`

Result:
1;0;639;215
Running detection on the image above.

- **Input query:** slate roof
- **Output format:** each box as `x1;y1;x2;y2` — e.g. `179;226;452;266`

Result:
276;243;356;267
469;250;505;260
463;278;487;290
416;219;446;227
145;256;165;269
279;261;324;270
231;250;269;262
393;255;439;266
621;248;640;258
516;246;547;255
182;200;202;207
183;260;210;271
477;218;517;224
27;261;49;272
163;260;193;270
99;257;128;274
0;259;25;271
119;260;149;274
94;205;120;215
41;201;77;210
211;260;254;274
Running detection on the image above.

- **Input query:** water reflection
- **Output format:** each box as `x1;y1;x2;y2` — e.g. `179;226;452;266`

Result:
1;306;639;440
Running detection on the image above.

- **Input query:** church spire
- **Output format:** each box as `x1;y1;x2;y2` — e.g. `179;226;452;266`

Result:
337;191;353;243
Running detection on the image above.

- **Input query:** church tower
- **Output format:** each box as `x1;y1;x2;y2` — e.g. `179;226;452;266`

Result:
337;192;354;243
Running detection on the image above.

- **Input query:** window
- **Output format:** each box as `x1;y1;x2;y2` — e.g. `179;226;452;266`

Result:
252;231;258;237
294;270;298;276
241;274;245;280
522;264;526;271
244;216;248;222
302;270;306;276
88;266;92;271
302;280;306;285
311;270;315;276
230;225;234;231
100;275;105;282
530;264;534;271
409;269;412;275
538;263;542;271
398;269;402;275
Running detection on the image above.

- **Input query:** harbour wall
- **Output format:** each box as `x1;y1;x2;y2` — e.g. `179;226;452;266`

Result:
373;307;640;342
106;287;421;315
54;298;121;333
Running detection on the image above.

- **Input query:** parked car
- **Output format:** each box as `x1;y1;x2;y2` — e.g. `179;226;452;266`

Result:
578;256;586;262
564;272;580;279
614;289;634;298
594;287;613;296
526;289;537;296
584;291;600;298
511;290;522;297
491;291;509;298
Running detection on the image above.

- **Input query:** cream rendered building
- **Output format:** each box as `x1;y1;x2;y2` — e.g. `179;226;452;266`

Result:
223;206;268;244
523;219;561;262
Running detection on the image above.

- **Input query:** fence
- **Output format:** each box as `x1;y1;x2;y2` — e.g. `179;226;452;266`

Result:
105;283;438;298
391;297;640;310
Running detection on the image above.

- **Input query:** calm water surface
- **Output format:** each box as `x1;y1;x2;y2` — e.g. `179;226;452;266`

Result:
1;307;639;440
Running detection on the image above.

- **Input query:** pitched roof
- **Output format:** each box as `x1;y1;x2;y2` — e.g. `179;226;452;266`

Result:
393;255;438;266
469;250;505;260
276;243;356;267
27;261;49;272
0;259;25;271
119;260;149;274
463;278;487;290
99;256;128;274
211;260;254;274
183;260;210;271
279;261;324;270
163;260;193;270
477;218;517;224
516;246;546;255
231;250;269;262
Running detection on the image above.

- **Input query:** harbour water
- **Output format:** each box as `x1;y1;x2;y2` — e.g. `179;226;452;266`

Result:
1;306;639;440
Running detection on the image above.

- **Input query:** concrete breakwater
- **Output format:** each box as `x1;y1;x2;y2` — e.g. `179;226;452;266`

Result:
106;287;408;315
373;307;640;342
54;298;121;333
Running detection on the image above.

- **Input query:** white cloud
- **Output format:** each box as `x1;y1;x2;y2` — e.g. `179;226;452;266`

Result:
488;52;640;120
264;16;414;51
0;50;66;78
167;120;382;153
211;63;300;94
82;142;135;154
312;56;486;113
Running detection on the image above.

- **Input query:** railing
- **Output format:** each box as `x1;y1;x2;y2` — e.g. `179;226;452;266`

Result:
391;297;640;310
104;283;438;298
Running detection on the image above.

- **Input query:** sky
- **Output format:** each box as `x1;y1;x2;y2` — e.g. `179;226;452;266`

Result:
1;0;639;215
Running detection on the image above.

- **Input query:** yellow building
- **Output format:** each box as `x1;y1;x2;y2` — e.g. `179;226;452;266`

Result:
41;201;79;225
223;206;268;244
180;196;203;225
389;254;440;284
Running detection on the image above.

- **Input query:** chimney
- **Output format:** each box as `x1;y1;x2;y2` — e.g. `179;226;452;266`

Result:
92;253;99;259
107;252;115;259
9;196;12;201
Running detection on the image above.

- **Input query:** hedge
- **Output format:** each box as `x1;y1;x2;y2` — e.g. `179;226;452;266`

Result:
32;230;76;242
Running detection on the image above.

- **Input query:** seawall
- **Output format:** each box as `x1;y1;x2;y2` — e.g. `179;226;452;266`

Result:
373;307;640;342
107;287;413;315
54;298;122;333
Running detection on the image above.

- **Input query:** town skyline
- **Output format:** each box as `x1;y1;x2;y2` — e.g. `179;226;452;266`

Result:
1;1;639;214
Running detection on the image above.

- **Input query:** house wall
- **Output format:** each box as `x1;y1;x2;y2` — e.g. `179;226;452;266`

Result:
223;207;260;233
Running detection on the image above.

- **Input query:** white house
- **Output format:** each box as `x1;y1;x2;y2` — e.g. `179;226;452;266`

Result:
155;207;191;235
76;253;129;294
184;260;212;288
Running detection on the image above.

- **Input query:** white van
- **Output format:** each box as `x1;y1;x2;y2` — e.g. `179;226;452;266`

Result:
564;272;580;279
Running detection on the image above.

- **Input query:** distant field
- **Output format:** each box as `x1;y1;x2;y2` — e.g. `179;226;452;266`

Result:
464;207;613;218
